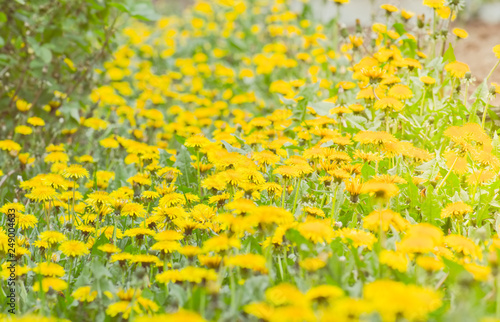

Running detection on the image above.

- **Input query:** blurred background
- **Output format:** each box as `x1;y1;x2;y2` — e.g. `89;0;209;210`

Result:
153;0;500;104
155;0;500;23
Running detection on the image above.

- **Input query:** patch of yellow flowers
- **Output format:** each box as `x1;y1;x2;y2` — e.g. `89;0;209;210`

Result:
2;0;500;321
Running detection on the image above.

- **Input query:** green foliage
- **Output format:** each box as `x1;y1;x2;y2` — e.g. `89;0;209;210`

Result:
0;0;155;115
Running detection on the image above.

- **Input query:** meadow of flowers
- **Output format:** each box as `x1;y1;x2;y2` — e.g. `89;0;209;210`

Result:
1;0;500;321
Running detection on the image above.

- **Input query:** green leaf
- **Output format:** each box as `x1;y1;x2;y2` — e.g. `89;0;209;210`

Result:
174;134;186;145
91;233;109;257
285;229;313;250
59;102;81;123
361;162;375;179
90;259;111;280
129;3;160;21
38;46;52;64
278;94;297;105
443;43;455;63
393;23;406;35
470;80;488;101
415;157;440;181
173;145;195;187
169;283;187;307
108;2;130;13
487;106;499;121
469;98;484;123
228;37;246;51
0;12;6;23
308;101;335;116
221;140;251;155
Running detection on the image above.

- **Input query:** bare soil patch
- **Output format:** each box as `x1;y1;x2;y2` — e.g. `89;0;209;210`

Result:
453;20;500;106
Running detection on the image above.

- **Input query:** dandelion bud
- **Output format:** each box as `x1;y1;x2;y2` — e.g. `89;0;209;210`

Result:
355;19;362;34
465;72;472;80
417;15;425;29
340;26;349;39
489;86;497;95
134;266;146;280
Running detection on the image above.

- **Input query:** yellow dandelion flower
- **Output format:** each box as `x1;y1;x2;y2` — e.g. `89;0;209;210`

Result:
15;125;33;135
361;181;399;200
464;263;491;281
59;240;90;257
121;202;147;218
494;44;500;59
420;76;436;85
297;220;334;244
444;234;482;260
17;214;38;229
417;256;444;272
440;201;473;219
26;186;58;202
387;84;413;100
15;99;32;112
453;28;468;39
306;284;343;302
401;9;415;20
445;61;470;78
379;250;408;272
32;262;65;277
226;254;268;274
299;257;327;272
27;117;46;127
374;97;404;111
423;0;445;9
381;4;398;13
33;277;68;292
334;228;377;249
363;209;409;232
62;164;89;180
72;286;98;302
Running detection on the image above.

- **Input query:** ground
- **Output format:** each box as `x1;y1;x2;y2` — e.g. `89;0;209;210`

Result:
454;20;500;107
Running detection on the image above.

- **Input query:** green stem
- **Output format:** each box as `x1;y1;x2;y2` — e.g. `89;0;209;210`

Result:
332;4;340;50
385;110;390;133
200;287;206;318
496;268;500;318
351;246;366;283
449;78;456;102
229;268;236;315
291;178;301;214
482;101;490;130
435;157;458;194
277;252;284;281
330;184;339;226
486;60;500;82
196;151;202;197
419;88;427;116
431;10;437;59
71;180;76;225
281;179;287;209
66;257;74;298
463;82;469;110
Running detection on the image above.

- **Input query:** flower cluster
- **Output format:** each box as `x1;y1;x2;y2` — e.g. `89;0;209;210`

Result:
2;0;500;321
